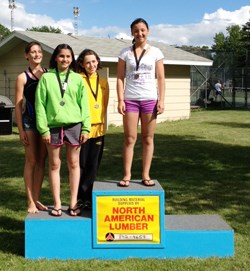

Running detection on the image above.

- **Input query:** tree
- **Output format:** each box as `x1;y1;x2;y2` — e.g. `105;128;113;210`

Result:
212;32;226;51
26;26;62;33
212;24;245;67
241;20;250;66
0;24;11;40
211;21;250;67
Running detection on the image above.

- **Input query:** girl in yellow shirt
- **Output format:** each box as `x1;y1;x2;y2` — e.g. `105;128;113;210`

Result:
75;49;109;209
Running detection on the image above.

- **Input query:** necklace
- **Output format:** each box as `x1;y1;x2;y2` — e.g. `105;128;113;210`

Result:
28;67;40;80
133;44;148;79
55;68;70;106
85;73;100;109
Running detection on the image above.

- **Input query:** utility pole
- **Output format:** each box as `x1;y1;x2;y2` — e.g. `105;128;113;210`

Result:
73;6;80;36
8;0;16;31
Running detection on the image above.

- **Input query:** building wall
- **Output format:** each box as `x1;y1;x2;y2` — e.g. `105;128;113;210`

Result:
0;43;190;127
0;41;50;101
103;63;191;126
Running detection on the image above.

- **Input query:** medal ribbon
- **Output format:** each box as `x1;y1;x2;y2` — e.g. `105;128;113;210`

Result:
55;68;70;100
28;67;40;80
133;44;147;71
85;73;99;102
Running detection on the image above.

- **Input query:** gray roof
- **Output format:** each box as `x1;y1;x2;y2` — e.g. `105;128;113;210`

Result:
0;31;212;66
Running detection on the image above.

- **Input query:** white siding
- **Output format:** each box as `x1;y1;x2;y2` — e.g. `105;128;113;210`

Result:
0;46;191;126
105;65;191;126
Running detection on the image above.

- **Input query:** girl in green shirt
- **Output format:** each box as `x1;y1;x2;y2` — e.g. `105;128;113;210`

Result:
35;44;90;216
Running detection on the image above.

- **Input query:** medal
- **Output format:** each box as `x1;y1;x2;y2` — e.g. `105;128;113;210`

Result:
134;74;139;80
56;67;70;106
133;44;147;80
85;73;100;109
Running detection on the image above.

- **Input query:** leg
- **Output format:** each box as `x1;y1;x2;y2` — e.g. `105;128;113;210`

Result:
83;137;104;203
47;145;62;216
140;112;157;185
33;135;48;210
23;131;39;213
67;145;81;216
78;139;90;201
121;112;139;184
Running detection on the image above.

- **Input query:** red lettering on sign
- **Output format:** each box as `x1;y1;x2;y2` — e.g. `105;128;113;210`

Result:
109;223;148;230
112;207;145;214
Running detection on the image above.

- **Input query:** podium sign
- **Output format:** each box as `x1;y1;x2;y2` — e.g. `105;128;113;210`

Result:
92;181;165;248
97;195;160;244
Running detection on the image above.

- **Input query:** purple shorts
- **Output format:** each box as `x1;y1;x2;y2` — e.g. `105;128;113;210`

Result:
49;123;82;146
125;100;157;113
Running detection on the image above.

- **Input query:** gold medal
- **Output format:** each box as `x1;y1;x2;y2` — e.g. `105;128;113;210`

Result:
86;74;100;110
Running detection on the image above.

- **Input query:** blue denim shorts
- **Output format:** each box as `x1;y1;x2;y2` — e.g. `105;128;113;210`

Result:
22;114;37;131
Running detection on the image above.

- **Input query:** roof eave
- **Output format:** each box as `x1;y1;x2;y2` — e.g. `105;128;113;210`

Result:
165;60;213;66
101;57;213;66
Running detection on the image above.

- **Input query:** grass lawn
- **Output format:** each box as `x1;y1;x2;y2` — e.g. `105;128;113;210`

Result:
0;110;249;271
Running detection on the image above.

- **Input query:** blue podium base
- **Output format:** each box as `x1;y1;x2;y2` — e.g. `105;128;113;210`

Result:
25;211;234;260
25;180;234;259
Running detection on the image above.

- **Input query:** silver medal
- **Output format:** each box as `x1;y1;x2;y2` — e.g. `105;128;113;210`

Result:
134;73;139;80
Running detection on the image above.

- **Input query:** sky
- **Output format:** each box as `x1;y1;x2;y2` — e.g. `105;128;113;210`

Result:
0;0;250;47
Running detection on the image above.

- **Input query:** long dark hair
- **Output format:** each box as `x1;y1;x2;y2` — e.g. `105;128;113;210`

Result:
130;18;149;44
75;48;102;74
49;43;76;70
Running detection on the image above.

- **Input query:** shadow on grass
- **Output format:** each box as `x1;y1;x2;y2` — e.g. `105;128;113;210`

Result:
99;132;250;234
0;216;24;256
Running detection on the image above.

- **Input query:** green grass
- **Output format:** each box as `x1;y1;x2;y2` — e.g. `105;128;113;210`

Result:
0;110;249;271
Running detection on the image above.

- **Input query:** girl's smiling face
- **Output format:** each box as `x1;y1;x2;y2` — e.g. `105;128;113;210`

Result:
26;44;43;64
55;49;72;71
83;54;98;76
131;22;149;44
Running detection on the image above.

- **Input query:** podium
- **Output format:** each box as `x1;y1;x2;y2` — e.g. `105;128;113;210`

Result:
25;180;234;259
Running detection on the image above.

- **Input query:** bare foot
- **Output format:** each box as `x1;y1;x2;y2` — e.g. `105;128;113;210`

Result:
28;203;39;214
36;201;48;211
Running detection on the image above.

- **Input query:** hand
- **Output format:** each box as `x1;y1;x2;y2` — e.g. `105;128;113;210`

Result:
117;100;126;115
80;133;89;144
19;131;29;146
157;100;164;114
42;135;50;144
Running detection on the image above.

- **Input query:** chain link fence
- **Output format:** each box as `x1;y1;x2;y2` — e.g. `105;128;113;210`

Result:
191;66;250;109
190;48;250;109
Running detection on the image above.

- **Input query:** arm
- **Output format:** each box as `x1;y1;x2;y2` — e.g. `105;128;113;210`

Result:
156;59;165;114
104;80;109;111
79;79;91;139
15;73;29;145
116;58;126;115
35;76;50;137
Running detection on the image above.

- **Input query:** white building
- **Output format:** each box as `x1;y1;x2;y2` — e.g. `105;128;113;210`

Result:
0;31;212;125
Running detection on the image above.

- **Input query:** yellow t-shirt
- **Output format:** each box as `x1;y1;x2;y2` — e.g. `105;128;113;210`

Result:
80;72;109;138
